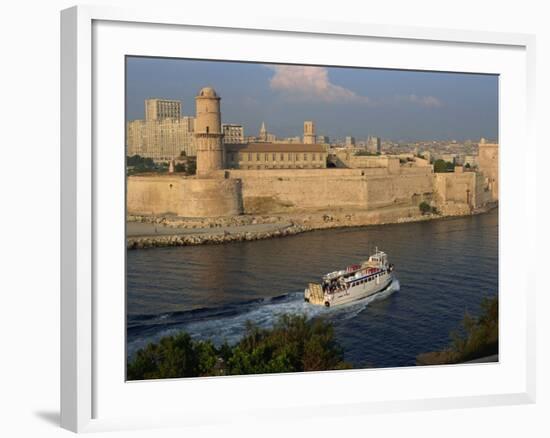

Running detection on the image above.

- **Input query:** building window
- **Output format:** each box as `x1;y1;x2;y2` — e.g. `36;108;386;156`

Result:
272;153;276;161
313;153;316;161
304;153;307;161
256;153;260;161
280;153;284;161
247;153;251;161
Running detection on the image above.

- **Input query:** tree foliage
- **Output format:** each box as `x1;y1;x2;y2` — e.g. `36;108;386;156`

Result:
419;201;432;214
127;154;155;168
174;158;197;175
127;314;351;380
416;295;498;365
433;159;455;173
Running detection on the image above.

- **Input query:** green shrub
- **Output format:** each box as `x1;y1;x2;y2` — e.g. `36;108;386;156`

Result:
127;314;351;380
419;201;432;214
433;159;454;173
416;295;498;365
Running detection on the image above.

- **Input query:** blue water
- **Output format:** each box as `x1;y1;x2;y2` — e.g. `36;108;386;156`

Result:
127;208;498;368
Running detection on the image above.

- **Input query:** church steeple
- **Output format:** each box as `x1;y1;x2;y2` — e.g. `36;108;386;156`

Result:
259;121;267;142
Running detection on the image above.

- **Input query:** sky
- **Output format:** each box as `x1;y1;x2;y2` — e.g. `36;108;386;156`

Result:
126;57;498;142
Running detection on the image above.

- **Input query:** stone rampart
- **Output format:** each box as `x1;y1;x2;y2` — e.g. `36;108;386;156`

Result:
433;171;480;214
179;178;243;217
127;175;243;217
237;173;368;214
127;175;184;216
127;166;491;219
366;173;434;210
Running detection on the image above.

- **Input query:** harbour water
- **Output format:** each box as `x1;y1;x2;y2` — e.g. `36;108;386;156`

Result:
127;208;498;368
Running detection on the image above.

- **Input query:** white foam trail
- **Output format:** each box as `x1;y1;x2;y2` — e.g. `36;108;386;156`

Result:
127;278;400;357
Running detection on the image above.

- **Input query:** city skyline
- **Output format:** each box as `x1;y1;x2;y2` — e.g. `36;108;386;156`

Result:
126;57;498;142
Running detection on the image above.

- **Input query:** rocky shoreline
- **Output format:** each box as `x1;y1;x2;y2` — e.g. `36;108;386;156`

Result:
127;203;497;250
127;223;309;249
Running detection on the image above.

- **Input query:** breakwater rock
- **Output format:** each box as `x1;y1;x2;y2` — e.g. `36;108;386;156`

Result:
127;203;498;250
127;224;310;249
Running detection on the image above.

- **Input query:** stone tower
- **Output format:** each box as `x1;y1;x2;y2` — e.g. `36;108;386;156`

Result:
303;120;315;144
477;138;499;201
195;87;224;177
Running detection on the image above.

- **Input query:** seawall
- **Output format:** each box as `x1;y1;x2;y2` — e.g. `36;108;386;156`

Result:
127;203;497;249
127;166;442;218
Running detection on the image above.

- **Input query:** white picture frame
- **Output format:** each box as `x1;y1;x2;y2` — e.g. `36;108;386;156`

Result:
60;4;536;433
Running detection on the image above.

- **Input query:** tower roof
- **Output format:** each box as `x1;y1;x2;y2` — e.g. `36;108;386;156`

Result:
198;87;218;98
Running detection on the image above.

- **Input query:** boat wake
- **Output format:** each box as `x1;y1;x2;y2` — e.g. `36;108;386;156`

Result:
127;278;400;358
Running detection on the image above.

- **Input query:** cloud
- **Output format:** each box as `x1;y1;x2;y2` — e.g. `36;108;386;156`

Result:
267;65;443;108
395;94;443;108
268;65;370;104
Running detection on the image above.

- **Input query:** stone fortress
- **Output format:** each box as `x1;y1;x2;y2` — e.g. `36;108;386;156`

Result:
127;87;498;222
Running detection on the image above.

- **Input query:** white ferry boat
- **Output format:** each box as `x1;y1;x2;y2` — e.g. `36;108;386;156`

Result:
304;249;395;307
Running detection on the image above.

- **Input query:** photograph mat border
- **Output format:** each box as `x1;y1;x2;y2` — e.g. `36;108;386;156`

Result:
96;22;525;418
60;5;536;433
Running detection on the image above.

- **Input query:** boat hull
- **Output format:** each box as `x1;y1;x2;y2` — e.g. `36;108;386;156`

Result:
305;271;394;307
327;273;394;306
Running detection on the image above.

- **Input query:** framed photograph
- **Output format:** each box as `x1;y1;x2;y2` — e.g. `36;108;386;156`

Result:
61;5;536;433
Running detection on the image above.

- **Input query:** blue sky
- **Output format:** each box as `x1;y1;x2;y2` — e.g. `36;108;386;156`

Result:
126;57;498;141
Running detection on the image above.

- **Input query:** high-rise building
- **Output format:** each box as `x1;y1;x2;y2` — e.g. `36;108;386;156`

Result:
126;116;196;160
222;124;245;144
367;136;381;154
303;121;316;144
145;98;182;121
195;87;224;177
345;136;356;147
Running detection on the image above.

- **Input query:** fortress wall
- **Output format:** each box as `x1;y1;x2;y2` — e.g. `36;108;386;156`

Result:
127;176;184;216
127;166;489;219
222;168;376;178
237;169;434;214
399;166;433;176
127;176;242;217
434;173;475;204
474;172;492;207
365;173;434;210
433;172;481;214
477;143;499;201
338;155;401;173
179;178;243;217
237;174;368;214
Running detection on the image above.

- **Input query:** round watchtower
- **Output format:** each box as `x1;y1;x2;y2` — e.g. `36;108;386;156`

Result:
195;87;224;176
